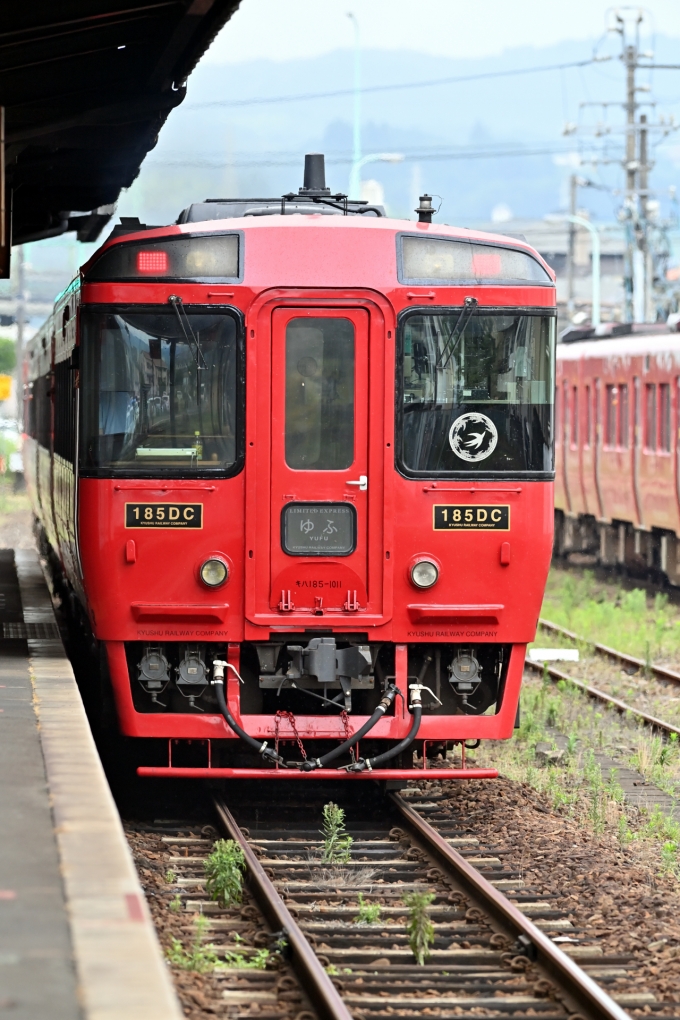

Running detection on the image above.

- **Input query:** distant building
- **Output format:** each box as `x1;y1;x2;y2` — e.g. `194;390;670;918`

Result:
470;218;627;322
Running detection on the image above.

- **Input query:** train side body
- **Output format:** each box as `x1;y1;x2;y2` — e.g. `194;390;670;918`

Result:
23;212;556;774
556;335;680;579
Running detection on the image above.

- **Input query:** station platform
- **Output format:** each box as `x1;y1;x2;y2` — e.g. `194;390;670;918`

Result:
0;549;182;1020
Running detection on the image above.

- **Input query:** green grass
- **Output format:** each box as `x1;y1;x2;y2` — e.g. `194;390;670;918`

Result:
354;892;381;924
166;914;221;973
204;839;245;908
320;802;353;864
0;475;30;518
540;567;680;663
478;673;680;868
404;891;435;965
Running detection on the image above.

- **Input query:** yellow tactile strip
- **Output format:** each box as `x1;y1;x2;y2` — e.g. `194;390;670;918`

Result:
15;549;183;1020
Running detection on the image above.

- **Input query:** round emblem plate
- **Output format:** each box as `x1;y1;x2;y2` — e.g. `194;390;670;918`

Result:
448;412;498;462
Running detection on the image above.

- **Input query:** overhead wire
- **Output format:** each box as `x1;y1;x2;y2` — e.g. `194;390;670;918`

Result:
147;144;581;170
186;56;612;110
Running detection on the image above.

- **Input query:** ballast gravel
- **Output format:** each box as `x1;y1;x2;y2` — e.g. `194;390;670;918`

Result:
419;775;680;1008
126;774;680;1018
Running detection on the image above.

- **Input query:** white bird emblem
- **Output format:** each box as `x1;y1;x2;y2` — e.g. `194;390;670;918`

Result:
449;412;498;462
464;431;487;450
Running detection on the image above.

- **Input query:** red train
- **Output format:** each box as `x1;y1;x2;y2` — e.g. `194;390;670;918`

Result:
555;329;680;584
23;155;556;780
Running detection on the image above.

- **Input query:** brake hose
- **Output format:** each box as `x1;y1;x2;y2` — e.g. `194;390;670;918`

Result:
212;660;284;766
299;684;400;772
344;684;426;772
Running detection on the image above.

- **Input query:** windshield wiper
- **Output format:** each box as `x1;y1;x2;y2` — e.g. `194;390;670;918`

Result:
168;295;207;369
436;295;478;370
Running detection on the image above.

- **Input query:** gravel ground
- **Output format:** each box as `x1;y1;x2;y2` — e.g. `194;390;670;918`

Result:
127;771;680;1018
126;824;301;1020
424;775;680;1008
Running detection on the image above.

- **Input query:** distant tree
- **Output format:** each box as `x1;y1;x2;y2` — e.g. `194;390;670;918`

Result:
0;338;16;375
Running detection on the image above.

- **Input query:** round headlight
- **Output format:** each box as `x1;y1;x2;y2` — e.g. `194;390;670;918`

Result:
200;558;228;588
411;560;439;589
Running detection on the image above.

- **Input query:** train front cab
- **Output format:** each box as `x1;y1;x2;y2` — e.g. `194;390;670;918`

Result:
34;222;557;778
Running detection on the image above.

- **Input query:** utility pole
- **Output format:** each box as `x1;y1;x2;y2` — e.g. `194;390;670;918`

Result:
638;114;655;322
574;11;680;323
566;174;577;316
15;246;25;421
347;13;361;198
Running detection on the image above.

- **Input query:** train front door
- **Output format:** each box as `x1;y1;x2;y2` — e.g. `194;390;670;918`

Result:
268;306;375;619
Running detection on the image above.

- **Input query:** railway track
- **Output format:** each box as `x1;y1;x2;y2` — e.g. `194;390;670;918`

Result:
529;618;680;739
142;784;671;1020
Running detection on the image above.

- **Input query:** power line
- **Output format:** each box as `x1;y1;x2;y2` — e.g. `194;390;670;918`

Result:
186;56;611;110
147;144;577;169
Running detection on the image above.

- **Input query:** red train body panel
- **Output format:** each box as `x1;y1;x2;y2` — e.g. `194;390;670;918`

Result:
23;171;556;778
555;334;680;580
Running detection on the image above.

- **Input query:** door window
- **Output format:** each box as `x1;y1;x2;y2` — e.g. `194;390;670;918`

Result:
646;384;657;450
284;317;355;469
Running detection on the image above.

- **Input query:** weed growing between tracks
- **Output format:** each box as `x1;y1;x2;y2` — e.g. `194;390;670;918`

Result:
320;801;353;863
476;670;680;873
167;914;221;973
204;839;245;908
404;890;435;964
354;891;381;924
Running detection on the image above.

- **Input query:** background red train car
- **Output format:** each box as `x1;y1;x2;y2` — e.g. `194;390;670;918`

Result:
23;156;556;779
556;331;680;583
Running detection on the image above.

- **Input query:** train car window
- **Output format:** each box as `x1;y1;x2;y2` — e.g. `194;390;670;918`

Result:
571;386;578;446
645;383;657;451
618;384;629;449
85;233;241;283
562;380;569;448
585;385;591;446
24;381;36;439
398;310;555;476
660;383;671;452
284;317;354;470
399;235;551;284
54;358;77;464
79;307;243;478
555;386;561;443
34;374;52;449
605;385;617;447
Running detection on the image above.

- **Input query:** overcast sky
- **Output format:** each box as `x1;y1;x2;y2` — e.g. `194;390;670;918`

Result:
206;0;680;63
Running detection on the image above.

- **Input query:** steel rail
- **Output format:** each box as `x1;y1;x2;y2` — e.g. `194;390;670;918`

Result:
213;796;353;1020
390;792;631;1020
524;658;680;738
539;616;680;686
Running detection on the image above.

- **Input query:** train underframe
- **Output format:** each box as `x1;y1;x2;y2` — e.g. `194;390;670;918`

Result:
554;509;680;586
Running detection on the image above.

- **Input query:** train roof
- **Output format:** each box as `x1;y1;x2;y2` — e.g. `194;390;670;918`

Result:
557;333;680;360
82;212;556;284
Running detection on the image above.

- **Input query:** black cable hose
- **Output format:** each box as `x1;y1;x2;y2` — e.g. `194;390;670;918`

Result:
214;680;284;765
300;685;399;772
345;705;422;772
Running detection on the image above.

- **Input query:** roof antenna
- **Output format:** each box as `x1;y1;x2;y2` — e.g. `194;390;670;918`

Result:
299;153;331;196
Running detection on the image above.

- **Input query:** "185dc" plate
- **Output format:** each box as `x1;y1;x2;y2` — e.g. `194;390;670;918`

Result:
433;505;509;530
125;503;203;528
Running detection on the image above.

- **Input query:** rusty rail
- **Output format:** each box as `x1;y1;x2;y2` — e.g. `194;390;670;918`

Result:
391;792;631;1020
539;616;680;686
213;796;353;1020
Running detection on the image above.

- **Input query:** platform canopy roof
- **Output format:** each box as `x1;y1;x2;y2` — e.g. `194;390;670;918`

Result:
2;1;240;250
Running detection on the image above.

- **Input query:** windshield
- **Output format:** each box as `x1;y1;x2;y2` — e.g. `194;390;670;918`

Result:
80;307;242;476
398;311;554;475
